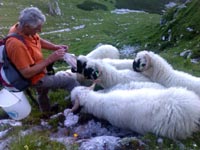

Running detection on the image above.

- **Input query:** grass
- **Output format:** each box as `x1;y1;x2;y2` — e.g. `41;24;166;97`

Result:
0;0;161;54
9;131;66;150
1;0;200;149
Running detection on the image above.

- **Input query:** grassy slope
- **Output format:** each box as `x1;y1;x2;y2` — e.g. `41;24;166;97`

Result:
147;0;200;76
0;0;160;54
115;0;187;14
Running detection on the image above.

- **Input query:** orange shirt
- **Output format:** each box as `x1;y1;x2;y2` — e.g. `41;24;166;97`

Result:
6;24;46;85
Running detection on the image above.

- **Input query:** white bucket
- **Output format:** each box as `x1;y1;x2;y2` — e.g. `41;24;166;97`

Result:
0;88;31;120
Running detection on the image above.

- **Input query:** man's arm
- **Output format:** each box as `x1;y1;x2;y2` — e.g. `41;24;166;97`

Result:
40;38;68;51
19;49;66;78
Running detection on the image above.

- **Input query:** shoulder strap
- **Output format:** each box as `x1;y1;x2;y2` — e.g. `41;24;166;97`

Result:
4;33;26;45
3;33;27;60
2;33;27;67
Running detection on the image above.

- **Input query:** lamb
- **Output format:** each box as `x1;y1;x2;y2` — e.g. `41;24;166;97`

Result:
70;84;200;140
133;50;200;97
76;55;151;88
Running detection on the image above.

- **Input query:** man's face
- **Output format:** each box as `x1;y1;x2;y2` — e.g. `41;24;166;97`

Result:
24;24;42;36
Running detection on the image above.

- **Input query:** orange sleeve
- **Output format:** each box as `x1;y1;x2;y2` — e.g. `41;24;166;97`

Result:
6;37;35;70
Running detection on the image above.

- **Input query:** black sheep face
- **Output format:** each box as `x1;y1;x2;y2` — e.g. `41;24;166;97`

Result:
132;51;150;72
84;67;99;80
71;59;87;74
132;58;143;72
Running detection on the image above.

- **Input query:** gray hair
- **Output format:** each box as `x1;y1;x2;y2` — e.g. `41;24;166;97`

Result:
18;7;46;28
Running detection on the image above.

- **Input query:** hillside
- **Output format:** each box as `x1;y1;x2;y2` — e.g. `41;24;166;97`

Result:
115;0;187;14
150;0;200;57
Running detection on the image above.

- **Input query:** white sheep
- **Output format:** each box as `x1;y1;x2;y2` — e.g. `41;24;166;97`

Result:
57;44;122;86
101;58;133;70
86;44;133;70
86;44;120;59
58;58;134;87
133;50;200;97
70;85;200;140
101;81;165;93
58;57;138;88
77;55;151;88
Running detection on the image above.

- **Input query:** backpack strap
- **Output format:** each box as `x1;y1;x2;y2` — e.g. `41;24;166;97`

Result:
2;33;28;83
3;33;28;63
2;33;26;65
4;33;26;45
0;33;30;91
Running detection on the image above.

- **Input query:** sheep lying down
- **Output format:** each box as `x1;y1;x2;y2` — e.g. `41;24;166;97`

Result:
100;58;134;70
100;81;165;93
59;44;120;86
60;44;135;87
133;50;200;97
70;85;200;140
74;55;151;88
86;44;120;59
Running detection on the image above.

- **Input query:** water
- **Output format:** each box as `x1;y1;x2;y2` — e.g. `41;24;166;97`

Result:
119;45;140;58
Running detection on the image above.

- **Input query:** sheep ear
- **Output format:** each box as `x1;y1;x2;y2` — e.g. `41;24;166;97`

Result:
89;83;96;90
145;53;151;68
97;65;102;76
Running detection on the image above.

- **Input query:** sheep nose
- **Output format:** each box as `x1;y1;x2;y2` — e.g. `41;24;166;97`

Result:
84;68;99;80
132;59;142;72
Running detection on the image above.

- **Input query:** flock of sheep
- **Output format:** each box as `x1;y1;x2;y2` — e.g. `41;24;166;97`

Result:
57;44;200;140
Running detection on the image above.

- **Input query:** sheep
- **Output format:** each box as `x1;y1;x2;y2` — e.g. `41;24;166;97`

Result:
60;44;135;86
86;44;120;59
101;81;165;93
76;55;151;88
133;50;200;97
58;44;122;85
101;58;133;70
70;84;200;140
86;44;133;70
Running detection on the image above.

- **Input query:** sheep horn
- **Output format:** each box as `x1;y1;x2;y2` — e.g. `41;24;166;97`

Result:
144;53;151;70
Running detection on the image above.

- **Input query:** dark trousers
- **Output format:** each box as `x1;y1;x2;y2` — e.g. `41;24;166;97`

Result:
33;74;80;112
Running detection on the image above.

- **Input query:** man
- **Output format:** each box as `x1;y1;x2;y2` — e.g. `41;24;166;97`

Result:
6;7;80;114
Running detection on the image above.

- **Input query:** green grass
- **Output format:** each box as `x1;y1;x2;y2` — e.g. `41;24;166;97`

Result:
0;0;161;54
9;131;66;150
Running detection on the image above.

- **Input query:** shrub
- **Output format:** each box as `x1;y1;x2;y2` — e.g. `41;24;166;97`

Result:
77;0;108;11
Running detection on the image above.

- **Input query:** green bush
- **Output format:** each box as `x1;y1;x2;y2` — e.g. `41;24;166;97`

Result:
77;0;108;11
